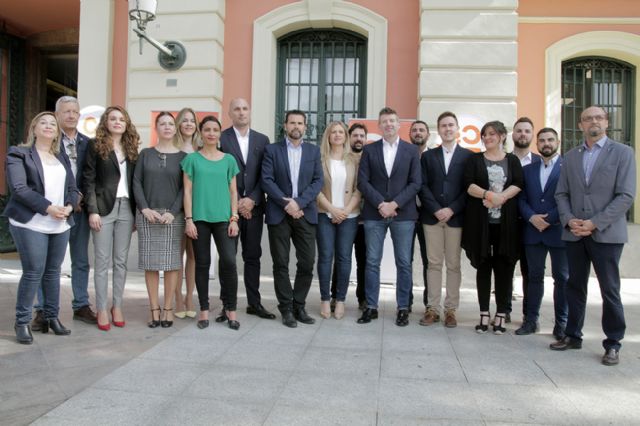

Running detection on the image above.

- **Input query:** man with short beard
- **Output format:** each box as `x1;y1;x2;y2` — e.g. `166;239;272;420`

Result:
510;117;541;324
551;106;636;366
516;128;567;338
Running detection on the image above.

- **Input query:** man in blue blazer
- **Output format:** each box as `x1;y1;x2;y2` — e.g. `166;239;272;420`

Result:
219;98;275;320
261;110;323;328
516;127;567;338
419;112;472;328
32;96;96;330
357;107;421;326
551;106;636;366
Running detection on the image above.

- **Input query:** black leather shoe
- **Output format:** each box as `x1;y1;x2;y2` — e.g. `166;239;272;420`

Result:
549;336;582;351
357;308;378;324
215;309;228;323
294;307;315;325
246;305;276;319
73;305;97;324
281;311;297;328
43;318;71;336
197;319;209;329
31;311;46;332
515;321;538;335
602;348;620;366
15;323;33;345
395;309;409;327
227;319;240;330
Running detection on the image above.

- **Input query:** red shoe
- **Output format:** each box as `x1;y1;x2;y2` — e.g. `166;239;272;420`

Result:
97;310;110;331
111;307;125;328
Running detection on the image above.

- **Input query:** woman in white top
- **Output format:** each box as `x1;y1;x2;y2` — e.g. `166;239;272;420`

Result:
316;121;361;319
83;106;140;331
174;107;200;318
4;112;78;344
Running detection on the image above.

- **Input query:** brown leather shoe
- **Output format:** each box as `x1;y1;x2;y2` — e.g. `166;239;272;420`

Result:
73;305;97;324
31;311;46;331
419;309;440;326
444;310;457;328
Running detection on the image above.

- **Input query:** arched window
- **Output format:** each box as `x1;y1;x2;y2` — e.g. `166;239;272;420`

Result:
276;29;367;144
562;57;635;152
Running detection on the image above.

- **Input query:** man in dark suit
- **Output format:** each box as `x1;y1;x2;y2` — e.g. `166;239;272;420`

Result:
551;106;636;366
32;96;96;330
419;111;472;328
261;109;323;328
219;98;275;320
510;117;541;323
516;127;567;338
357;107;421;326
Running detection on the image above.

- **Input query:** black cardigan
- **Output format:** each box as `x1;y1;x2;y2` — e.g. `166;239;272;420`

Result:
461;152;524;268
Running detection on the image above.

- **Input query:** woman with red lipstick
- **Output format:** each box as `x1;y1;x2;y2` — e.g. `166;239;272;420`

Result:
84;106;139;331
5;112;78;344
174;107;200;319
181;115;241;330
133;112;187;328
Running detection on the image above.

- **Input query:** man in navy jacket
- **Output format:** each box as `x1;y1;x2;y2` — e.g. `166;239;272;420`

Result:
357;107;421;326
516;127;567;338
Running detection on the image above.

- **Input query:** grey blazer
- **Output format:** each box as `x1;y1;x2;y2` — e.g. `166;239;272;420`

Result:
555;137;636;243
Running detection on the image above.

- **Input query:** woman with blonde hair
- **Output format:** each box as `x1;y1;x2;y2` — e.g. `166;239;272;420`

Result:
5;112;78;343
316;121;361;319
174;107;200;318
84;106;139;331
133;112;187;328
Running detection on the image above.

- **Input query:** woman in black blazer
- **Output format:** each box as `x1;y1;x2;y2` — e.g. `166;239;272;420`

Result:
83;106;139;331
462;121;523;335
4;112;78;344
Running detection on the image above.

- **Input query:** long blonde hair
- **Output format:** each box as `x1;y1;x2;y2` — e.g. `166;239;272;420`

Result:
176;107;202;151
320;121;354;169
21;111;61;154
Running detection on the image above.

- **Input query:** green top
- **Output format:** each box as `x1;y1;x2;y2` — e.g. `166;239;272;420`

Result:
181;152;239;223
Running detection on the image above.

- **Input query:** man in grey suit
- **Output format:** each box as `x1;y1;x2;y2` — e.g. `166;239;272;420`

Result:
551;106;636;366
219;98;276;320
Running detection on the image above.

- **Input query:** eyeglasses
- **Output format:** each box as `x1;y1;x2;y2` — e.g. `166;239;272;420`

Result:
581;115;607;122
158;153;166;168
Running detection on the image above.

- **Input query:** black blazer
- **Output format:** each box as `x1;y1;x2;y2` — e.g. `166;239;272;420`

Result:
419;144;473;227
3;145;78;225
83;139;136;216
357;139;421;221
219;127;269;210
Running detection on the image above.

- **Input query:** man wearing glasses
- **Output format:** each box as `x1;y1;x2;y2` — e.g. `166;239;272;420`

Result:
551;105;636;366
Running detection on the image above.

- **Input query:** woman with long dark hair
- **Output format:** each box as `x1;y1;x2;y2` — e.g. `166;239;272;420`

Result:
84;106;139;331
5;112;78;344
462;120;523;335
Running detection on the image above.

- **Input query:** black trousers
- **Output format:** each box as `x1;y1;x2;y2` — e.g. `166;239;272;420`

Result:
507;218;528;316
411;222;428;306
565;238;625;350
237;211;264;307
192;221;238;311
268;216;316;313
331;223;366;303
476;224;516;314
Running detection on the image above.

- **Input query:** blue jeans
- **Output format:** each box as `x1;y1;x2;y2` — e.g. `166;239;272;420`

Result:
35;210;91;311
10;224;70;325
524;243;568;327
316;214;358;302
363;219;415;309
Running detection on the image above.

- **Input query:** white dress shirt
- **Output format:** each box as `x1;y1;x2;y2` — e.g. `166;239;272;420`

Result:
442;142;457;174
382;137;399;176
234;127;249;164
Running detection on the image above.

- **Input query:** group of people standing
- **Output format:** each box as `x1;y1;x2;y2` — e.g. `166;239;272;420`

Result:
4;98;635;366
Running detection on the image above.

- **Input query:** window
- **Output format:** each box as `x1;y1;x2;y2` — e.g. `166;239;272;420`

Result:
562;57;635;152
276;29;367;144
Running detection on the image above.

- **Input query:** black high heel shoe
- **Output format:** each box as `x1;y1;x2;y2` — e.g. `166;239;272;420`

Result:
475;312;490;334
42;318;71;335
227;316;240;330
15;323;33;344
148;307;161;328
161;308;174;328
493;313;507;335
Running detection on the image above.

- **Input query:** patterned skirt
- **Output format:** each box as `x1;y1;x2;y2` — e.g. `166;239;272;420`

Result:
136;210;185;271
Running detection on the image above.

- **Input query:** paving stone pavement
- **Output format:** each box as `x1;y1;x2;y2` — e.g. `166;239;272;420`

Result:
1;225;640;425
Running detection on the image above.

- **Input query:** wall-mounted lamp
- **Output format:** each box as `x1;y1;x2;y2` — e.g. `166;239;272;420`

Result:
128;0;187;71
